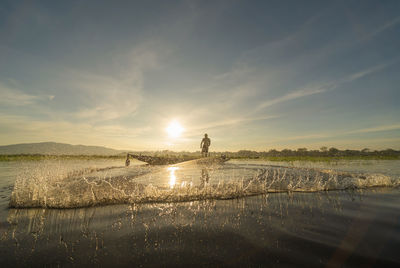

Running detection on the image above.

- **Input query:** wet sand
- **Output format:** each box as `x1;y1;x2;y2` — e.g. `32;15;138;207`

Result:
1;188;399;267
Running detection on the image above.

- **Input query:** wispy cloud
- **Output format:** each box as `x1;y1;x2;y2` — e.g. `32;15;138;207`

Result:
0;83;39;106
0;114;151;149
72;72;143;121
341;61;394;83
346;124;400;134
65;41;167;122
257;87;327;110
267;123;400;143
367;16;400;39
186;114;279;136
256;60;394;112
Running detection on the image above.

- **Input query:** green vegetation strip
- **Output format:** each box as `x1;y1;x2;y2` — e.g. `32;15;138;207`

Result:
232;156;400;161
0;154;398;162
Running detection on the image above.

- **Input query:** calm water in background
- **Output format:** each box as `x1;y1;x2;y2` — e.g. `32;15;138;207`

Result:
0;159;399;267
228;159;400;177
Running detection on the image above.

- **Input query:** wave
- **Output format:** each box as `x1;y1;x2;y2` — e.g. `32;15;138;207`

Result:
9;161;399;208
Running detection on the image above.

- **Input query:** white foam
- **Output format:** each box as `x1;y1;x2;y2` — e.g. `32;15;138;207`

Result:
9;161;399;208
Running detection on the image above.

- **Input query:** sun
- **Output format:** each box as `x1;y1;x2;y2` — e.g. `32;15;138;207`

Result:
166;120;184;138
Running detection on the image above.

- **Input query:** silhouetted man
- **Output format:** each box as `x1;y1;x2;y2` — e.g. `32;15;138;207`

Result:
200;133;211;157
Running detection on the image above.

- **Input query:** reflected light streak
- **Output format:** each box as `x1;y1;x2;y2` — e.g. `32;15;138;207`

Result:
168;167;179;188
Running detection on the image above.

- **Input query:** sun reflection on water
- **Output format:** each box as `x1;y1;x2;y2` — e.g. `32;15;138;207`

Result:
167;167;179;188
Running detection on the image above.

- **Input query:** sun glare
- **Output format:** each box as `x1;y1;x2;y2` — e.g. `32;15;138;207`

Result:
166;121;184;138
167;166;179;188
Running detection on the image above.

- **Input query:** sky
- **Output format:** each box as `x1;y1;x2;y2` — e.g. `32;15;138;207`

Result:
0;0;399;151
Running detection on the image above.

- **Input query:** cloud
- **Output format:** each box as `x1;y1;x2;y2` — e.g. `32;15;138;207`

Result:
186;114;279;136
367;16;400;39
177;9;397;130
0;114;151;149
346;124;400;134
256;59;395;112
64;41;168;122
342;62;394;83
266;123;400;144
72;72;143;121
0;39;170;149
0;83;39;106
257;87;327;110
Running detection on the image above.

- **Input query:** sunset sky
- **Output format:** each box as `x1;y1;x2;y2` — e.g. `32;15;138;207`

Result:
0;0;399;151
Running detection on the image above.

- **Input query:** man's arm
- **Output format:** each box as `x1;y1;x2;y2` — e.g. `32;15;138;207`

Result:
200;139;204;148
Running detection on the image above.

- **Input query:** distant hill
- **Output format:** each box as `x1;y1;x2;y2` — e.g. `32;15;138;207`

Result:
0;142;122;155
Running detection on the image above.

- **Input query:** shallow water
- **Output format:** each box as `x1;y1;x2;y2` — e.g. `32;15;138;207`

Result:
229;159;400;177
0;159;399;266
6;158;400;208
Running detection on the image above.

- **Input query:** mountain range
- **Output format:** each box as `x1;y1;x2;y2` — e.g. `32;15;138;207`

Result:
0;142;122;155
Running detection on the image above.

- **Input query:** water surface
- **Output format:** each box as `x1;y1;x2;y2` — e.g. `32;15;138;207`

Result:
0;159;399;267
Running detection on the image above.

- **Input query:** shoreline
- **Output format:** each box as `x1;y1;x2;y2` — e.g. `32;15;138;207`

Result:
0;154;399;162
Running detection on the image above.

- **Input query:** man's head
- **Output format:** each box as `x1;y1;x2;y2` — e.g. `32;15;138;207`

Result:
204;133;208;138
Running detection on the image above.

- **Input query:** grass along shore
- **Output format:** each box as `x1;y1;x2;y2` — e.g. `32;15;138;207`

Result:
239;155;400;162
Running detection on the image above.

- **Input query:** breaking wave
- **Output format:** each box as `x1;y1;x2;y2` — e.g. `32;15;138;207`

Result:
9;160;400;208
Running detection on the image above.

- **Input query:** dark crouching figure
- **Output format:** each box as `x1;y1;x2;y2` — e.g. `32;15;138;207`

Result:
125;153;131;166
200;133;211;157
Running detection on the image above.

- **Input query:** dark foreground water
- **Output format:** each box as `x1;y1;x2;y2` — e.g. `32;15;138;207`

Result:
0;160;399;267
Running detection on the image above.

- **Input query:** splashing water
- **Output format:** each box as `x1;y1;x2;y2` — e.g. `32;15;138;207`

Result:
9;159;399;208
